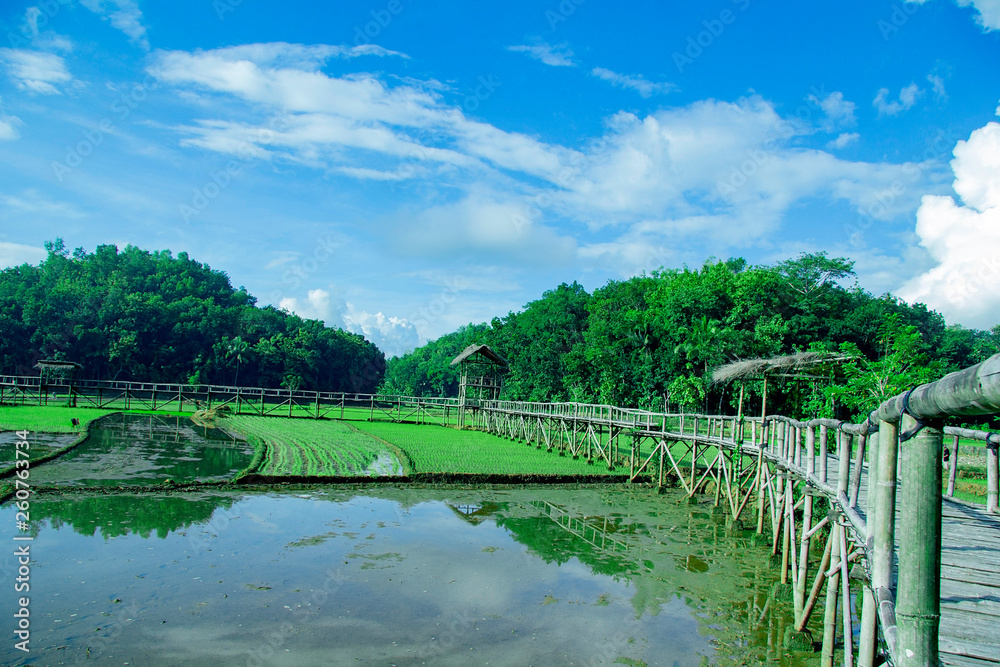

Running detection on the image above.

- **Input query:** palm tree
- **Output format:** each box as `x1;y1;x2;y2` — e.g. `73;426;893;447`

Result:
226;336;250;385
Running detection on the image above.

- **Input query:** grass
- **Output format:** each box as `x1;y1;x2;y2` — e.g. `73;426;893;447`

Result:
225;415;401;476
0;406;120;433
352;421;630;476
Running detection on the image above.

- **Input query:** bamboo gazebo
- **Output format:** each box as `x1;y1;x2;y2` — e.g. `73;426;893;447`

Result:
450;344;507;428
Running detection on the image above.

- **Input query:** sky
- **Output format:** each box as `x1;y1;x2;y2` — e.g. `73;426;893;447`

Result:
0;0;999;357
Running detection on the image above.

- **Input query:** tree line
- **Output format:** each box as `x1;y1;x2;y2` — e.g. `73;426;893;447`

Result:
0;240;385;392
383;254;1000;422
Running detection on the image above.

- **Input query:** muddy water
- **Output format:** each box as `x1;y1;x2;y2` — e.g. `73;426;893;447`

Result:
0;487;819;666
28;414;254;486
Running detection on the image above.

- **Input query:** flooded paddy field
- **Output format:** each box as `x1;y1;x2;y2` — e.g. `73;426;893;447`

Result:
26;414;255;487
0;431;80;461
0;486;820;666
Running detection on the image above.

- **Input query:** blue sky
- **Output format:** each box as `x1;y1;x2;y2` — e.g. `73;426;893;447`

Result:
1;0;999;356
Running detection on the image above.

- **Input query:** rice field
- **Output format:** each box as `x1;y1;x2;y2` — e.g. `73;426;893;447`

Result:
225;415;403;476
351;421;630;477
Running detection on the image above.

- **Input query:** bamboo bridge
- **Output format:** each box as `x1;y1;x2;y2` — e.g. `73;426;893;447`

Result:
2;353;1000;666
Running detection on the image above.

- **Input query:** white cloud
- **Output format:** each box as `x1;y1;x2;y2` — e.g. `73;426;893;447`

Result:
906;0;1000;30
149;43;573;182
0;242;46;268
590;67;676;98
927;73;947;100
0;49;71;94
79;0;150;51
278;288;419;357
149;45;932;278
809;91;857;130
0;103;21;141
958;0;1000;29
0;189;85;218
898;120;1000;327
827;132;860;149
507;43;575;67
873;83;923;116
558;97;916;230
395;193;578;265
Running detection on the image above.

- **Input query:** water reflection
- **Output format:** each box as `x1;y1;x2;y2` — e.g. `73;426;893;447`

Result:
29;413;254;486
32;492;237;539
1;488;819;666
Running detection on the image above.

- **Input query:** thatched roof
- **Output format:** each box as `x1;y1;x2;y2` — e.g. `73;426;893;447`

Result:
450;344;508;367
711;351;854;384
34;360;83;371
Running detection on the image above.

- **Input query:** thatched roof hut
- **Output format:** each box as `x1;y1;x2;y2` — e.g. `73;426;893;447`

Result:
711;351;854;385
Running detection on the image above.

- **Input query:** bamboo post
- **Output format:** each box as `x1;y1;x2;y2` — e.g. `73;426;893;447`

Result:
838;432;852;498
849;434;866;507
658;441;665;491
987;437;999;514
756;450;767;535
796;531;833;632
806;425;816;475
737;383;745;445
781;477;792;584
818;425;829;484
896;414;943;667
794;488;813;622
821;521;842;667
839;521;855;667
862;421;897;665
690;438;698;491
946;434;959;497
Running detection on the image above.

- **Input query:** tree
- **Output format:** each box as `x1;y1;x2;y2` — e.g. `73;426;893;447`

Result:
771;252;855;297
225;336;250;385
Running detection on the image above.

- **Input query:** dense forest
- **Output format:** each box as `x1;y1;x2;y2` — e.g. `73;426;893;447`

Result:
383;254;1000;422
0;240;385;392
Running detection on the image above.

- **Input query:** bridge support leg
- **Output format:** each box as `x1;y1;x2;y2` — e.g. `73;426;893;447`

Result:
897;414;943;667
821;522;842;667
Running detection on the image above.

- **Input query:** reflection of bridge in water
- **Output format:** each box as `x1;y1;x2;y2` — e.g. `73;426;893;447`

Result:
92;413;245;447
529;501;630;553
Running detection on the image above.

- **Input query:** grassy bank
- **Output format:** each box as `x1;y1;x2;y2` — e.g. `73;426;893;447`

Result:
0;406;120;433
